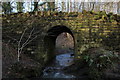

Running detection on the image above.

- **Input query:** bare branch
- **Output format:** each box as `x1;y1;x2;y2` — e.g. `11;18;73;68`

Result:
19;35;38;54
6;35;18;43
24;35;38;47
18;28;27;48
17;27;38;62
22;28;34;48
17;28;27;62
32;30;41;35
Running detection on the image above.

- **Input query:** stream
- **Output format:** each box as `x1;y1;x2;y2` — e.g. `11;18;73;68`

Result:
42;52;76;78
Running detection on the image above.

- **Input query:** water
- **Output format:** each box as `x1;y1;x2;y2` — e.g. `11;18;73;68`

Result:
42;52;76;78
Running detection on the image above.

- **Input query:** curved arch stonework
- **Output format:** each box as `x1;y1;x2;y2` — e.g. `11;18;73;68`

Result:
39;25;77;61
35;20;79;61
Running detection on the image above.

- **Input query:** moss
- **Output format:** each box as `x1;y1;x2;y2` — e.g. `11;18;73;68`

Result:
77;42;102;56
82;10;88;14
67;12;78;17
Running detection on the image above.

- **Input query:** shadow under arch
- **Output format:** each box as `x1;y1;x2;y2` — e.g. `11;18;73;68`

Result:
44;25;75;61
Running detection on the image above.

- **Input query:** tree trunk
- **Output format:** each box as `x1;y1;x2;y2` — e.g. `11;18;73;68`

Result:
33;2;38;11
117;2;120;14
17;2;24;12
2;2;12;14
47;2;55;11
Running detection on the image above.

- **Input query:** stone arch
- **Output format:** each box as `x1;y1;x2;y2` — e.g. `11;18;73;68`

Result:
44;25;75;60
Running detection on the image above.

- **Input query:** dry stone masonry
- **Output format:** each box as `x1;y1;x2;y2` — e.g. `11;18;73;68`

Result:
2;11;120;64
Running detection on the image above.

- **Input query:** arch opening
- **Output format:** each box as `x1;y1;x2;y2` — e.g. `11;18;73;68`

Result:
55;32;74;55
44;25;75;61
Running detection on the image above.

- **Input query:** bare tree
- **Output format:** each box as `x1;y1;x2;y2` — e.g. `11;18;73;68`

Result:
33;2;38;11
91;2;95;11
5;27;40;62
81;2;85;11
17;27;38;62
17;2;24;12
1;2;14;14
117;1;120;14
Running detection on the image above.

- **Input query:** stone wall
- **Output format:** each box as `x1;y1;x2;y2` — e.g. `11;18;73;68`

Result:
2;11;120;63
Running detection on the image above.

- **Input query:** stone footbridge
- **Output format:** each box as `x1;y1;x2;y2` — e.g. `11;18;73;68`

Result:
2;11;120;63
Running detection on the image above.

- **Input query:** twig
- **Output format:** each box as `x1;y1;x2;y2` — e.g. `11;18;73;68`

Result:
6;35;18;42
22;28;34;47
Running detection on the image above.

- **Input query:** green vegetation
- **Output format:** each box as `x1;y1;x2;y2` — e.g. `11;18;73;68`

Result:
81;47;119;80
